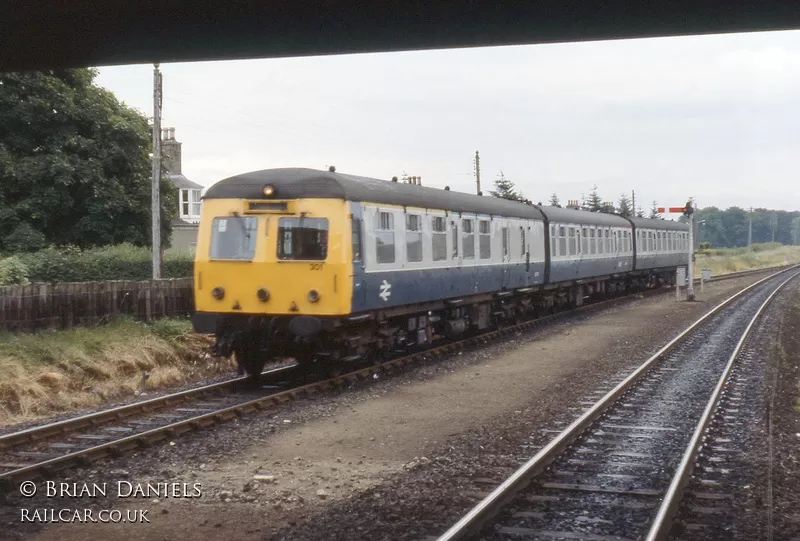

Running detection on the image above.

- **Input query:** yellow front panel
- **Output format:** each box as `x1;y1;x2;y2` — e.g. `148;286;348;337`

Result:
194;198;353;316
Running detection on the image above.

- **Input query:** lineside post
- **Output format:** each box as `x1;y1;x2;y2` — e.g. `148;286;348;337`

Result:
676;266;686;301
685;201;695;301
151;63;163;280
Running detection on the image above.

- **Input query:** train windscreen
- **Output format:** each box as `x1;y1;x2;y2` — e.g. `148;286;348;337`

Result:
209;216;258;260
278;218;329;260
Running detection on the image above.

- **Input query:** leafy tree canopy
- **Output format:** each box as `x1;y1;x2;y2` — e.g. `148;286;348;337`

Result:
489;171;525;202
0;69;176;253
695;206;800;248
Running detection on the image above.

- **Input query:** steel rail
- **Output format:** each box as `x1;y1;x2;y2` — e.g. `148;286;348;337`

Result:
0;263;787;486
0;286;662;485
0;262;781;450
644;269;800;540
435;265;797;541
0;364;298;452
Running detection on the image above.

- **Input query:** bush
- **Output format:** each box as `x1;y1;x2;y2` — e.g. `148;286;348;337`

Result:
16;244;194;283
0;256;30;285
750;242;782;253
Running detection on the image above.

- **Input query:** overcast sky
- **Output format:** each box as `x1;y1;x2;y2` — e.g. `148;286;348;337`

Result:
96;30;800;213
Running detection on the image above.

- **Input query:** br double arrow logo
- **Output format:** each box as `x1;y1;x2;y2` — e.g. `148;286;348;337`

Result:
378;280;392;302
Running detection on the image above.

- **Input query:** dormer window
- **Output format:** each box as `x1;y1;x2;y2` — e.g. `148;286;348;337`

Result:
180;189;202;220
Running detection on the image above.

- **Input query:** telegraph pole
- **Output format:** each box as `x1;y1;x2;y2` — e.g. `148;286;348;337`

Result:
747;207;752;247
685;201;695;301
631;190;636;215
474;151;481;195
151;64;163;279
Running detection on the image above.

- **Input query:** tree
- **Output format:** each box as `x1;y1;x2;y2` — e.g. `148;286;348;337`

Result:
635;206;645;218
0;69;176;253
549;193;560;206
649;201;661;219
489;171;525;202
586;184;603;212
617;193;632;217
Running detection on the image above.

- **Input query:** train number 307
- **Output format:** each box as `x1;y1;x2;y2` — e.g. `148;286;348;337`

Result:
309;263;324;271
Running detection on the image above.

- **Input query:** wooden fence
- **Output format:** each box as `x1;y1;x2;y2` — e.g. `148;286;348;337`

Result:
0;278;195;332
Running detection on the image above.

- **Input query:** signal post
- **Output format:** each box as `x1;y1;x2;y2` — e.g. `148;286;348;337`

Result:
657;202;695;301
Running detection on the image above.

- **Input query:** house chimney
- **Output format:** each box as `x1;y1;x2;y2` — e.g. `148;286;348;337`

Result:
161;127;181;174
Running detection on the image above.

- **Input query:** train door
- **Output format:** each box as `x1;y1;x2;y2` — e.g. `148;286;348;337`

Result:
501;224;511;289
451;219;462;268
350;203;368;311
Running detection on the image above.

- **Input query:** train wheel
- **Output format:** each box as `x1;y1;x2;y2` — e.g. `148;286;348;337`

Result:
234;347;266;384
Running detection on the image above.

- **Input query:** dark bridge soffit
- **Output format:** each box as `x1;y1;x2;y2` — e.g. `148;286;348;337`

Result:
3;1;800;71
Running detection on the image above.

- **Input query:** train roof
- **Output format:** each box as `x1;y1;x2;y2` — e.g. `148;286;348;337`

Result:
628;216;689;231
203;168;547;220
537;205;632;227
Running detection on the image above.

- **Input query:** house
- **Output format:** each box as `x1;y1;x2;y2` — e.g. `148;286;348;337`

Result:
162;128;203;253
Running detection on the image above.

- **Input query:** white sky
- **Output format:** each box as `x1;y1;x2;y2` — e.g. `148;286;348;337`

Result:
96;30;800;212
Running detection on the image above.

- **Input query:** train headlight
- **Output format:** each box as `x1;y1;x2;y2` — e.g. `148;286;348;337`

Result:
257;288;270;302
263;184;276;197
307;289;320;303
211;287;225;300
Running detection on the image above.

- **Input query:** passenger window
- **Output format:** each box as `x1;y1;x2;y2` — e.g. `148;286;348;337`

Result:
597;229;604;254
520;226;525;257
479;220;491;259
452;222;459;258
432;216;447;261
352;218;362;262
558;226;567;257
550;224;557;257
405;214;423;262
590;229;596;255
502;227;509;257
277;217;329;261
463;219;475;259
375;212;395;264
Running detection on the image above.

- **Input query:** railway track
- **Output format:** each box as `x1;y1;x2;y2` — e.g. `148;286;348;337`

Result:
436;266;799;541
0;264;787;490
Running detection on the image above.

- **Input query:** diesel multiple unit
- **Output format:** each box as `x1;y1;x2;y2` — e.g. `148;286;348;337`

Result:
192;168;690;377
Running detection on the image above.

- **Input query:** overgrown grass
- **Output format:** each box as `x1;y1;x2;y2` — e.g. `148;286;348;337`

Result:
0;317;234;424
694;244;800;278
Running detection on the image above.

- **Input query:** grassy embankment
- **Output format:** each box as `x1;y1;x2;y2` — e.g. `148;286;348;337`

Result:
694;243;800;277
0;317;234;425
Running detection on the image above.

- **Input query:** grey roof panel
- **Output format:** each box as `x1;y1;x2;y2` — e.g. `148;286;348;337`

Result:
537;206;633;228
629;217;689;231
203;168;547;220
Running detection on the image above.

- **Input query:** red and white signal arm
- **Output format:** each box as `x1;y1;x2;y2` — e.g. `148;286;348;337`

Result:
657;207;688;214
